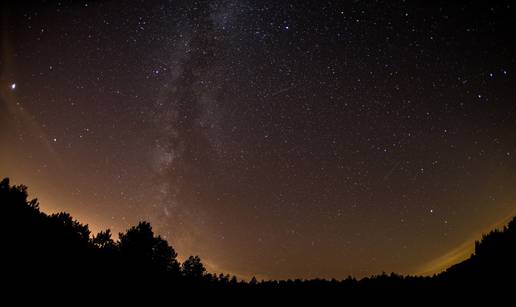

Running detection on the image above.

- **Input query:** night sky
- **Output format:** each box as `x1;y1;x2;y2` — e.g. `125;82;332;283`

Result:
2;1;516;280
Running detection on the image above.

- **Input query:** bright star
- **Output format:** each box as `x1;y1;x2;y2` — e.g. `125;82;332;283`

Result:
10;83;16;90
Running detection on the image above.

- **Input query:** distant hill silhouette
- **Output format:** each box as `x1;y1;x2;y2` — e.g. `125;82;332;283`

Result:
1;177;515;299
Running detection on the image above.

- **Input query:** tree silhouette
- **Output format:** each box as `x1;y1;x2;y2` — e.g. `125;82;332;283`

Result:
249;276;258;285
2;176;516;298
92;229;116;249
182;255;206;280
119;221;179;275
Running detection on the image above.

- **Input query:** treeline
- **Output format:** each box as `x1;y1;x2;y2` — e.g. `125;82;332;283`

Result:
1;177;515;298
0;177;238;288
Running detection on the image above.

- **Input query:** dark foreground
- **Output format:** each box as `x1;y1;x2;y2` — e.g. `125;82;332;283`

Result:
1;177;515;301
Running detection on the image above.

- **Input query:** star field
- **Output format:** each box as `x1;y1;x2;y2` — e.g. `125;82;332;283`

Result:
1;1;516;279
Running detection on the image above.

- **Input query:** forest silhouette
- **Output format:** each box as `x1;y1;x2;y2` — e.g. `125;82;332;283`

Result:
1;177;515;298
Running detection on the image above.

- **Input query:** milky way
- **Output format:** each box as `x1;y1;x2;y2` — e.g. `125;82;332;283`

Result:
1;1;516;279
